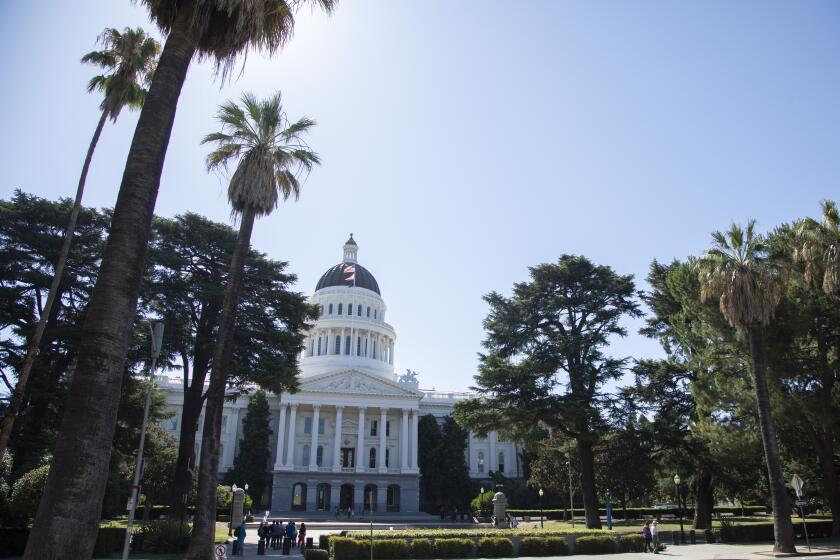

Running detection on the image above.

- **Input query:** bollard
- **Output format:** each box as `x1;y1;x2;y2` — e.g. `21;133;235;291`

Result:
232;541;240;556
689;530;696;544
283;537;291;555
671;531;679;545
258;538;266;555
307;537;314;549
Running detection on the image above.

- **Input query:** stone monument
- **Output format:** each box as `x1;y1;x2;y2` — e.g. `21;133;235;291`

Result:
492;491;507;528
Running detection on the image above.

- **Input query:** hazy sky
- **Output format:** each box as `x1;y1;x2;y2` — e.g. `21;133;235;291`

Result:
2;1;839;392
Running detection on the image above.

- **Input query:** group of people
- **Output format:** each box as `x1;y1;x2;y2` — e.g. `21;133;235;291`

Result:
641;520;660;553
335;506;355;518
255;520;308;550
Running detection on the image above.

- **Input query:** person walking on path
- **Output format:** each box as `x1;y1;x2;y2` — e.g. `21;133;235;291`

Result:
298;522;307;549
642;521;653;553
286;520;297;548
651;521;660;553
235;520;246;556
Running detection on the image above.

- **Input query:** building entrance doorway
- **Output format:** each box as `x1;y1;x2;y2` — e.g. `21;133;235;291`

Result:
340;484;354;510
340;447;355;469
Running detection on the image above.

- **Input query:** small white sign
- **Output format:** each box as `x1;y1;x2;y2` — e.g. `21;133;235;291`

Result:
215;543;227;558
791;474;804;498
796;499;807;507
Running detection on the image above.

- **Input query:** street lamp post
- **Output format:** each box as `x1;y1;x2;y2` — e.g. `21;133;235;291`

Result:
121;321;164;560
673;474;684;543
245;483;249;517
567;453;575;528
538;488;544;529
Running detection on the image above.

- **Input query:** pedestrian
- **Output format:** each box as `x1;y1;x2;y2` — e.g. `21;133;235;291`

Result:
298;522;307;549
651;521;660;554
642;521;653;553
272;520;284;550
286;520;297;548
236;520;246;556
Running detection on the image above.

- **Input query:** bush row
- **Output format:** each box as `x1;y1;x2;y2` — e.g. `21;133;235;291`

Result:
342;528;602;540
328;535;653;559
0;527;126;558
719;521;835;543
507;505;767;520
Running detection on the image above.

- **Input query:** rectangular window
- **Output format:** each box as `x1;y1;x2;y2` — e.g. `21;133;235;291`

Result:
357;337;361;355
316;446;324;466
317;337;322;355
338;303;343;315
318;417;325;435
345;335;351;355
304;416;312;435
348;304;353;316
374;309;377;319
385;448;390;468
329;303;333;314
335;336;341;355
302;445;310;465
366;306;370;317
370;419;378;437
358;304;362;316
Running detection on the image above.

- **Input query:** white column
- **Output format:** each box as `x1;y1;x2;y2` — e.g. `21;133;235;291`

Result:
273;404;288;470
411;409;419;470
378;408;388;472
489;431;498;472
309;405;321;470
332;406;343;472
356;407;366;472
327;329;333;354
400;409;409;470
389;340;395;365
284;404;298;469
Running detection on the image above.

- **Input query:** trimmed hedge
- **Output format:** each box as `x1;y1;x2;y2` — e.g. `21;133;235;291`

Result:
575;535;617;555
518;537;568;556
508;505;767;521
719;521;834;543
305;549;330;560
373;539;409;559
345;528;603;540
478;537;514;558
618;534;645;553
0;526;126;558
434;538;474;559
320;534;333;551
330;537;410;560
411;538;433;559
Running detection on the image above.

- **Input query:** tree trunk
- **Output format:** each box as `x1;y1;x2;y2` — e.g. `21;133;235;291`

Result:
186;210;256;560
0;108;109;461
747;328;796;553
576;438;602;529
693;471;714;530
22;14;196;560
815;329;840;536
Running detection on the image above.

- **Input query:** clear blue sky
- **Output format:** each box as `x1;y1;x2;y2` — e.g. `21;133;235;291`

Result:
2;1;839;391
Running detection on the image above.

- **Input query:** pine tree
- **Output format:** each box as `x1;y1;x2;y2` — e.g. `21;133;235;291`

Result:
225;390;273;508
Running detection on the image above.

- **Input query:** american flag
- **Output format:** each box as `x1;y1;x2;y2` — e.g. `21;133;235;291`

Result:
343;264;356;285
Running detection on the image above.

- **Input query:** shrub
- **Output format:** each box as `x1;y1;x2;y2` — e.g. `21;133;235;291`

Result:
320;534;333;551
434;538;474;558
139;520;189;553
618;534;645;553
478;537;513;558
470;492;495;518
574;535;616;555
332;537;362;560
93;526;127;557
305;549;330;560
411;538;433;559
9;464;49;518
518;537;567;556
373;539;409;559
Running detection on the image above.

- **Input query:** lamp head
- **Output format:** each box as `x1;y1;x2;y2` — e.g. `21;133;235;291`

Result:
232;483;238;491
539;488;544;497
673;474;680;485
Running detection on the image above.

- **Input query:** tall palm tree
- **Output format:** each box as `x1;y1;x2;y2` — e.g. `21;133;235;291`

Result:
695;221;795;553
795;199;840;298
24;3;335;559
187;92;319;559
0;27;159;462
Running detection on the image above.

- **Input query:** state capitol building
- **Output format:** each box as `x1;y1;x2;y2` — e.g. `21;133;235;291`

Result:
159;236;522;514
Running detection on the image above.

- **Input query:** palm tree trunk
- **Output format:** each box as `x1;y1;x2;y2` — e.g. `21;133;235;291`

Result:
576;438;602;529
0;109;108;461
747;328;796;553
23;14;196;560
186;209;256;560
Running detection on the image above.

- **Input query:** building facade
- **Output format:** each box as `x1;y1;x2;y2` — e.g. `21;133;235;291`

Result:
160;236;521;514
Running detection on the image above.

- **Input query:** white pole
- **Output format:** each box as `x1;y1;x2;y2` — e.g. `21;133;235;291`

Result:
122;322;164;560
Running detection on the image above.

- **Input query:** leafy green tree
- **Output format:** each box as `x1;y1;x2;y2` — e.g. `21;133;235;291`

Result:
0;28;159;462
796;200;840;298
25;3;335;558
417;414;443;511
695;222;795;553
455;255;641;528
10;462;49;520
224;390;272;507
139;423;179;522
190;91;320;557
143;213;312;518
417;415;473;512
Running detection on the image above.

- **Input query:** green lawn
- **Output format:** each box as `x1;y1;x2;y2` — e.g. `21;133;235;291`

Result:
100;520;230;543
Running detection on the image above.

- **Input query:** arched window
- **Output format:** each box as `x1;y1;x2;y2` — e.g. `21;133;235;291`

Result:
374;309;377;319
368;448;376;469
302;444;310;465
338;303;343;315
348;303;353;316
316;445;324;467
478;451;485;473
292;483;307;511
335;336;341;355
498;451;505;473
387;485;400;512
357;304;362;316
364;484;377;512
316;483;330;511
357;337;361;356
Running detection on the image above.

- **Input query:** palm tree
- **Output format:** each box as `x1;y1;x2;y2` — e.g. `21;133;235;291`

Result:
23;3;335;559
695;221;795;553
186;92;319;559
0;27;159;462
795;199;840;298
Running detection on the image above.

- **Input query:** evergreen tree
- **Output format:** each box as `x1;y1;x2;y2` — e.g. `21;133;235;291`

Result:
225;390;273;508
